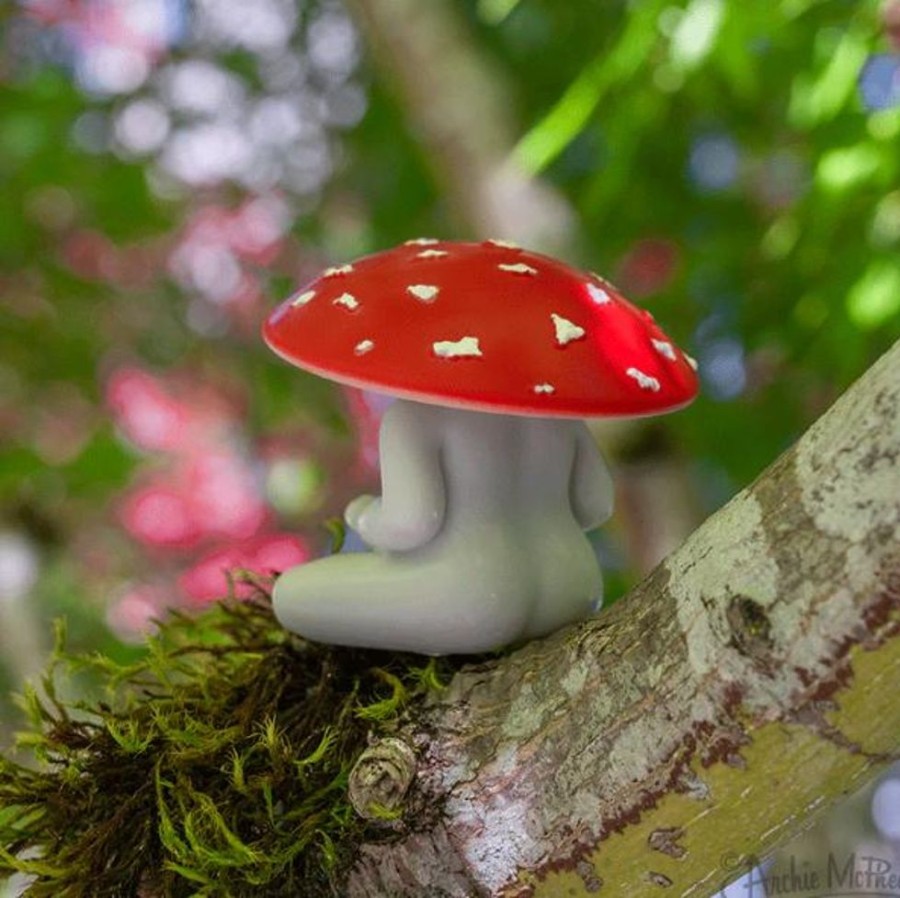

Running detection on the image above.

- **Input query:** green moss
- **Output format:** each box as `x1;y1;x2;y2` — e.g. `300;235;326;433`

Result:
0;587;457;897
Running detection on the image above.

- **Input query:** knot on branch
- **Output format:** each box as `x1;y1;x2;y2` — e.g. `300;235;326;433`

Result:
348;737;417;822
727;595;774;662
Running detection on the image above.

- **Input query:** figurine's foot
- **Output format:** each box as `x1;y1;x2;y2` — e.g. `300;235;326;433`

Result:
272;552;529;655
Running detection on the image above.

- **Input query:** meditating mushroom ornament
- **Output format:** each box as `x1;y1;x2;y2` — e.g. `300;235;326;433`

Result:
263;239;698;655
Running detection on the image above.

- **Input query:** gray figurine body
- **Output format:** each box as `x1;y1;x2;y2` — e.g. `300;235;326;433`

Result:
273;399;613;654
263;240;699;654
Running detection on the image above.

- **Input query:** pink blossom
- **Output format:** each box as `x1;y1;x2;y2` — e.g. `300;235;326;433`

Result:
119;481;201;549
106;583;166;641
227;195;290;265
107;367;191;453
168;196;288;309
120;444;268;551
179;532;311;602
105;366;241;454
182;449;268;541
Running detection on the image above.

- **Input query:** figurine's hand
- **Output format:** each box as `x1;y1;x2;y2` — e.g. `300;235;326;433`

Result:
344;492;440;552
346;495;394;549
345;494;377;533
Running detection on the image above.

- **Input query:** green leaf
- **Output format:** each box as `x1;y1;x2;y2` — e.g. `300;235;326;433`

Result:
513;0;666;174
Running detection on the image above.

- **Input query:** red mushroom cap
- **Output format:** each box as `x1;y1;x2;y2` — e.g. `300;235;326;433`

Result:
263;240;699;418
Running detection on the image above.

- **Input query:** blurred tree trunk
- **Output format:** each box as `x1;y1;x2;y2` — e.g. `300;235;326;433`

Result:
342;340;900;897
343;0;575;254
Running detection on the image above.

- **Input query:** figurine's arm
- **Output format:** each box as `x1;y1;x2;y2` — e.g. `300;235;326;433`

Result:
570;424;614;531
345;402;446;552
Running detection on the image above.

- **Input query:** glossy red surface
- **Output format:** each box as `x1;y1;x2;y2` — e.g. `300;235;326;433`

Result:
263;240;699;418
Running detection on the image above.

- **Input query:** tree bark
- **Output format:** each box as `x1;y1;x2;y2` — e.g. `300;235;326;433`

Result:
344;340;900;897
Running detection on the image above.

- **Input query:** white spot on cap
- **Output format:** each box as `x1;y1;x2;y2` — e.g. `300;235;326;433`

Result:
407;284;440;302
587;283;612;305
323;264;353;276
291;289;315;307
626;367;661;392
416;249;448;259
333;292;360;311
487;239;520;249
406;237;439;246
355;339;374;355
684;353;698;370
551;313;586;346
652;339;677;361
433;336;482;359
533;383;555;394
498;262;538;275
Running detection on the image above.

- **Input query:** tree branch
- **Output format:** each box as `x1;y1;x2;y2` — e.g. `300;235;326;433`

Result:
345;340;900;897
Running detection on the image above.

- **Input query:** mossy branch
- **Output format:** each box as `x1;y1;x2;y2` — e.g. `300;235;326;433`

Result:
0;591;455;897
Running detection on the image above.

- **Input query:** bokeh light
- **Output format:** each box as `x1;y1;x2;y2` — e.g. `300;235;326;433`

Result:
859;53;900;110
699;337;747;401
688;132;741;192
872;776;900;841
0;532;40;604
106;582;167;640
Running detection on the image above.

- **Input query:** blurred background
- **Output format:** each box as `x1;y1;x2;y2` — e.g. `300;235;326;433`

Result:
1;0;899;889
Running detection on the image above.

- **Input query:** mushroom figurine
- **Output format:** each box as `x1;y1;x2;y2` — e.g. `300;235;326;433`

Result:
263;239;698;655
